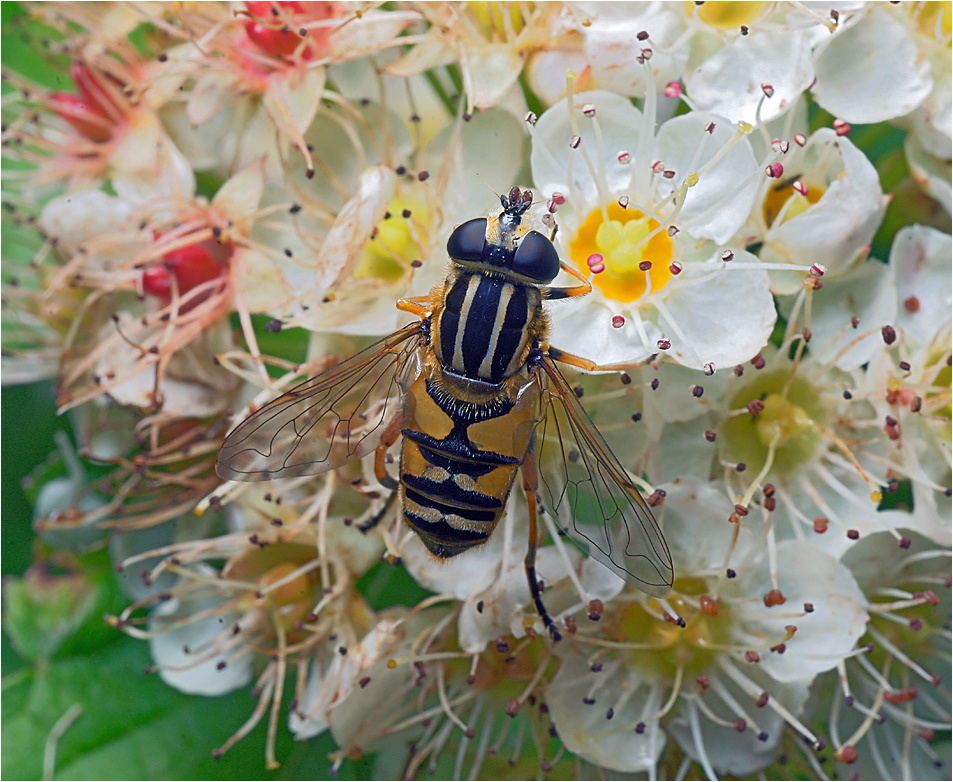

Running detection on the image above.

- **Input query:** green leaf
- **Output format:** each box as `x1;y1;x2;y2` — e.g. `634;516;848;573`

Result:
1;2;70;90
230;314;312;378
3;548;128;662
1;637;370;780
357;559;433;612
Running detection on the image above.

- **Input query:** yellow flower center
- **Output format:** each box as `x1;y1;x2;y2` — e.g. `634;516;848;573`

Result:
685;1;768;29
229;543;323;634
569;202;674;303
722;370;828;477
608;578;733;678
913;1;953;40
259;562;313;606
762;178;824;229
754;393;815;448
355;192;432;283
467;1;528;37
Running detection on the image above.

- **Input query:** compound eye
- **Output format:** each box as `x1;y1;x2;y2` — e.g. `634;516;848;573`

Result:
512;231;560;282
447;218;487;263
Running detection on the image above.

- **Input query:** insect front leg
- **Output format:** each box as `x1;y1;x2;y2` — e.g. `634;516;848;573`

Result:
520;458;562;643
358;410;403;534
543;259;593;301
547;345;656;374
395;295;431;319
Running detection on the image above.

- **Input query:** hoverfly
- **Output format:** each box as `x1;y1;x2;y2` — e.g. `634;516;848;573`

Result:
217;187;673;640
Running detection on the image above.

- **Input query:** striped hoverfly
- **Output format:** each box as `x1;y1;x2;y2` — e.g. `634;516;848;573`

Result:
217;187;673;640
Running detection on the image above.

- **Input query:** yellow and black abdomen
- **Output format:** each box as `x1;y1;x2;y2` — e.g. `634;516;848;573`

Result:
399;372;536;558
432;271;541;384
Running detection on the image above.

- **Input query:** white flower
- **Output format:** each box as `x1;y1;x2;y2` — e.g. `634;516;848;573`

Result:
526;2;689;104
714;332;914;558
529;88;780;370
35;160;293;413
544;477;867;776
752;128;888;293
824;531;951;775
386;2;561;111
805;224;951;372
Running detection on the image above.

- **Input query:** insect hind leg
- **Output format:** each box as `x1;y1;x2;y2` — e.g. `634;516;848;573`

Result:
521;464;562;642
359;488;398;534
360;417;402;534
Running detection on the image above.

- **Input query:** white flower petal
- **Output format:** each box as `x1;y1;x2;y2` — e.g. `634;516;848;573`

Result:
186;72;241;127
39;190;133;245
526;49;589;106
458;546;570;653
530;90;643;207
909;71;953;159
327;616;427;750
669;672;810;776
905;132;953;213
812;7;934;123
582;5;688;98
657;477;737;572
801;259;898;371
98;318;238;416
149;597;253;696
547;644;668;773
212;160;266;230
307;165;397;294
763;130;885;283
299;102;413;209
262;66;326;136
892;225;953;346
641;360;730;424
232;246;296;313
686;28;815;125
290;646;357;740
384;29;457;76
326;10;413;60
662;252;776;370
110;524;180;602
425;107;526;219
579;556;626;602
773;465;915;559
645;415;718;485
735;541;867;682
546;294;660;367
654;112;760;244
111;112;195;204
464;43;524;109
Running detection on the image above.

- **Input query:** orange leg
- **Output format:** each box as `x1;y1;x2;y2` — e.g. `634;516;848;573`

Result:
373;411;403;491
547;344;655;374
396;296;431;319
544;259;593;301
360;409;403;533
521;458;561;642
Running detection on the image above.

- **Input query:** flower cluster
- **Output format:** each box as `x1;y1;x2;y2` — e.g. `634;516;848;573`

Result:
2;2;950;779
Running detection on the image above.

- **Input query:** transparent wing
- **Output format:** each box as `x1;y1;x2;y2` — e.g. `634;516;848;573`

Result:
533;354;673;597
217;321;425;481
